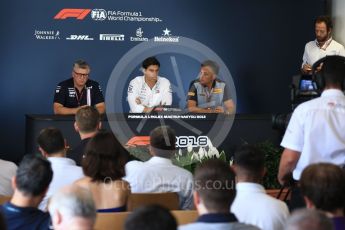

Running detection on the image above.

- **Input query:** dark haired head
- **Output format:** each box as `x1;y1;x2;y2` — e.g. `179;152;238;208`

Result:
234;145;265;182
82;131;127;182
16;154;53;196
201;60;219;75
37;127;65;154
300;163;345;213
125;205;177;230
142;57;160;69
194;159;235;212
75;106;100;133
150;126;176;158
315;15;333;31
321;55;345;89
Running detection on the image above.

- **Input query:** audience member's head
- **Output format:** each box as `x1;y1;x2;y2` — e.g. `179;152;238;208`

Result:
233;144;265;183
300;163;345;215
284;209;333;230
82;130;126;182
37;127;65;156
125;205;177;230
48;185;96;230
194;159;235;214
74;106;101;135
14;154;53;199
321;55;345;90
149;126;176;158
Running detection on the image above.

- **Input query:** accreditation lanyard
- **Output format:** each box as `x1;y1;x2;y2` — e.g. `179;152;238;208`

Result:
204;87;214;103
75;87;85;106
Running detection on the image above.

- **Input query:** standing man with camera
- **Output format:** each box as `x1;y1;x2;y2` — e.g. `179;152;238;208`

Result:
278;56;345;210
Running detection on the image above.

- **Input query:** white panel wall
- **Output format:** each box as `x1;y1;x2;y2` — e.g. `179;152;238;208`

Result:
332;0;345;45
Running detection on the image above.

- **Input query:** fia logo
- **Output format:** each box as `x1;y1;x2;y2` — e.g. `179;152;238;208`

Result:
91;9;107;21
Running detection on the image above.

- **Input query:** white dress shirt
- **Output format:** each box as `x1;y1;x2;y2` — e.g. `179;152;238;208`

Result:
302;38;345;67
0;159;17;196
127;76;172;113
231;182;289;230
281;89;345;180
39;157;84;210
124;156;193;210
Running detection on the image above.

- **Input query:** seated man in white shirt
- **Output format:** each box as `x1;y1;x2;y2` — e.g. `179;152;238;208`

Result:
0;158;17;196
37;127;84;211
301;15;345;74
179;159;260;230
231;145;289;230
124;126;193;210
127;57;172;113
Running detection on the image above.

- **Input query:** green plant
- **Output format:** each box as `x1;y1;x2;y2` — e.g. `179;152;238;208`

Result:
255;141;283;189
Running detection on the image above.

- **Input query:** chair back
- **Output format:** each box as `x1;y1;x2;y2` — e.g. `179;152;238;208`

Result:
171;210;199;225
127;192;179;211
94;212;130;230
0;196;11;205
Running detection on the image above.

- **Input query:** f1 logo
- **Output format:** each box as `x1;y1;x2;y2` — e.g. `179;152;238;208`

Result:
54;9;91;20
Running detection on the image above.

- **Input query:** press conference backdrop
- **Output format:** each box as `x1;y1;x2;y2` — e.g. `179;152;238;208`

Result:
0;0;325;161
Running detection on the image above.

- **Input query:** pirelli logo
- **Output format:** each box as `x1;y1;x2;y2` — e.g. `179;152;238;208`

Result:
213;88;223;94
99;34;125;41
54;9;91;20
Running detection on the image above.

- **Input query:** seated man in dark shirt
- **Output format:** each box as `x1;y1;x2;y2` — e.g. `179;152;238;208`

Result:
53;59;105;115
187;60;235;114
68;106;101;166
0;154;53;230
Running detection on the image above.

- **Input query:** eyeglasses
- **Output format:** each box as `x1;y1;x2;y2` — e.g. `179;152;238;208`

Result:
73;70;89;78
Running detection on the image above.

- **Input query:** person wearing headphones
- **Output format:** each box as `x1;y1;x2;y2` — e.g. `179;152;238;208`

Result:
278;55;345;210
127;57;172;113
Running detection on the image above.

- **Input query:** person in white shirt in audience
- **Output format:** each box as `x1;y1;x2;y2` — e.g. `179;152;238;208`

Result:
285;209;333;230
0;158;17;196
231;145;289;230
48;185;96;230
124;126;193;210
127;56;172;113
179;159;260;230
37;127;84;211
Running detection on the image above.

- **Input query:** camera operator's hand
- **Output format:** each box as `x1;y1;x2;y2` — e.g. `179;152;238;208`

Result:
315;62;324;72
302;63;312;74
279;172;295;187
